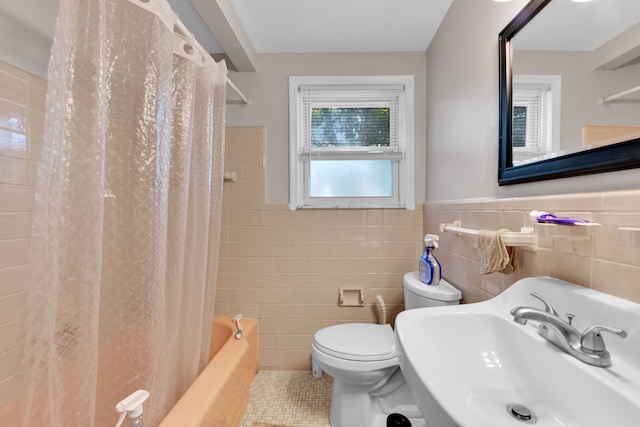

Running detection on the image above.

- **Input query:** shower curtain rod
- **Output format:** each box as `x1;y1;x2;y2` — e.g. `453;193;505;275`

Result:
598;84;640;105
172;14;250;106
226;77;250;106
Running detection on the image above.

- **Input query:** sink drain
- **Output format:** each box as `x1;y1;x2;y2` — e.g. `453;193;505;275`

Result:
506;403;537;424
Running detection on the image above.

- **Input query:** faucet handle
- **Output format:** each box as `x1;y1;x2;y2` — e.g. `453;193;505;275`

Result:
580;325;628;353
565;313;576;325
530;292;559;316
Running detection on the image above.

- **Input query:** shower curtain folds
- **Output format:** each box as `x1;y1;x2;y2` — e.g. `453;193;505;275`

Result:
19;0;227;425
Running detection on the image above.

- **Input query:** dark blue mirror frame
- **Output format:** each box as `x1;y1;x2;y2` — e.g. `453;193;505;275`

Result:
498;0;640;185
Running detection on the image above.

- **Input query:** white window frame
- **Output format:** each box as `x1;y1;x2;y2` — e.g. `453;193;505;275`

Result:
288;75;414;210
512;75;562;165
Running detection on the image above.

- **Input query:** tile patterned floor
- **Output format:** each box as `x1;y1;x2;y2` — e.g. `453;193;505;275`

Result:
240;371;333;427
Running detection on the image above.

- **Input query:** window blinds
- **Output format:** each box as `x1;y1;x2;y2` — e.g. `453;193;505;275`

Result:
513;84;551;153
297;85;405;156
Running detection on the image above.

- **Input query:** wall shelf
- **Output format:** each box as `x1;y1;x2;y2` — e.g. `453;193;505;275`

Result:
440;221;538;251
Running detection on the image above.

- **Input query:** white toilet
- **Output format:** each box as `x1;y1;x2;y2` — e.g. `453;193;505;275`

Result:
311;271;461;427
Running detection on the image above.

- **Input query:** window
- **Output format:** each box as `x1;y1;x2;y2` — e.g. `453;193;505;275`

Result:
289;76;414;210
512;75;561;166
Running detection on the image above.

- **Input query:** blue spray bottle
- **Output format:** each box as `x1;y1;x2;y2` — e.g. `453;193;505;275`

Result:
419;234;441;285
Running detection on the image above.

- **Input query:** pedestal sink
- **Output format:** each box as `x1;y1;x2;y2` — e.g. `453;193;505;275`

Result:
395;277;640;427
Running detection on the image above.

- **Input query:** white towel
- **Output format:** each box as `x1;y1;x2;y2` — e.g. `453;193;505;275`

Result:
478;229;519;274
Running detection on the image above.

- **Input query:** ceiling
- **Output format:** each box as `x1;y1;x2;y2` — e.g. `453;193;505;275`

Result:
514;0;640;52
170;0;454;54
4;0;639;77
172;0;454;71
222;0;454;54
1;0;453;76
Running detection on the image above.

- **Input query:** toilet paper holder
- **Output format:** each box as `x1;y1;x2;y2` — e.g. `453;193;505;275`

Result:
339;288;365;307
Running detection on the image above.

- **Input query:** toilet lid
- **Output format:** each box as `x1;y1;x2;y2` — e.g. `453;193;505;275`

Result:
403;271;462;302
313;323;397;362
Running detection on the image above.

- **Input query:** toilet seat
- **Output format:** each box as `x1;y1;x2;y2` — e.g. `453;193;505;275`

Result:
313;323;396;361
311;271;460;427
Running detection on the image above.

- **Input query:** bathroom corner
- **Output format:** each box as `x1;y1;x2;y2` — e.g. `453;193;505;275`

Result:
216;126;425;371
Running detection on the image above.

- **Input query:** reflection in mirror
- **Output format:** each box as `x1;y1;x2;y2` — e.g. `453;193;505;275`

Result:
511;74;561;165
498;0;640;184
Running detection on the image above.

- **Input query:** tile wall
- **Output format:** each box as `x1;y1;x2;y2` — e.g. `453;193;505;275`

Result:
215;127;424;370
424;194;640;304
216;127;640;371
0;61;46;405
2;60;638;383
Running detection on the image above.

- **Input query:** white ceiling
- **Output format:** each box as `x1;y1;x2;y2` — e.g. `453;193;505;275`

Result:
2;0;454;53
4;0;638;77
514;0;640;51
1;0;454;75
225;0;454;53
169;0;455;54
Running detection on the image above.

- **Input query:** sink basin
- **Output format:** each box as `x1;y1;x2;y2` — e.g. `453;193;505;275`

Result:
395;277;640;427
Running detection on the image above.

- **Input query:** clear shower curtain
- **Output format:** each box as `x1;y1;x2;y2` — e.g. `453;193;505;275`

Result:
18;0;226;425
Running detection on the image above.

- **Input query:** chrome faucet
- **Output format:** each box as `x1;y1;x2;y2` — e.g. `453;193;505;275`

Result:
510;292;627;368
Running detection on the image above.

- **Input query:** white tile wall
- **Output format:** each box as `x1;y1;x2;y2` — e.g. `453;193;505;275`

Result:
0;61;44;406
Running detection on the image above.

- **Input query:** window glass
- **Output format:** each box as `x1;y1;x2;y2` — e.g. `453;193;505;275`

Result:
512;106;527;148
308;160;393;198
311;107;390;148
288;75;414;210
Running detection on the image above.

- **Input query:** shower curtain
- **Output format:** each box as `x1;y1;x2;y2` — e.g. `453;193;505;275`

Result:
18;0;226;425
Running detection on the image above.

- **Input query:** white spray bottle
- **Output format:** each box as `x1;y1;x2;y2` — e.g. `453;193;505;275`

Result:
115;389;150;427
419;234;441;285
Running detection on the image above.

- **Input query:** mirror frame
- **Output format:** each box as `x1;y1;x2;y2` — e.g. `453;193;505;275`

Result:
498;0;640;185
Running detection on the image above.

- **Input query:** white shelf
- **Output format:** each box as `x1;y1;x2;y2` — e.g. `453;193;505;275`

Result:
440;221;538;251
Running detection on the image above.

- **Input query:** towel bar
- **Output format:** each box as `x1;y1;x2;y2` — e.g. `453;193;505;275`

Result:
440;221;538;251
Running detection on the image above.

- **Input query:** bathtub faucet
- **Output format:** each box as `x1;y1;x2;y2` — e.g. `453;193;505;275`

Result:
510;292;627;368
233;314;243;339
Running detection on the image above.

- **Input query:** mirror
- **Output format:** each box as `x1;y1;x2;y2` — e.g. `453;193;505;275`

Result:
498;0;640;185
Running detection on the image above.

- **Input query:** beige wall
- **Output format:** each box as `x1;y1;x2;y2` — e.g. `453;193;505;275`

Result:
424;0;527;202
0;52;428;391
0;61;45;404
424;193;640;305
2;0;640;385
425;0;640;307
515;50;640;154
215;127;424;370
426;0;640;202
225;52;427;204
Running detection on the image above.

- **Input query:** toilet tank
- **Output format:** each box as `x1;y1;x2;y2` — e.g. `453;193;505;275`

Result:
403;271;461;309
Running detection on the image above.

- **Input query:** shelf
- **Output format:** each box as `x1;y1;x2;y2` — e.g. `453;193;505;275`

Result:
439;221;538;251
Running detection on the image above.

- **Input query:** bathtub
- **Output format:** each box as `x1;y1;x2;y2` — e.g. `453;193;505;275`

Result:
159;316;258;427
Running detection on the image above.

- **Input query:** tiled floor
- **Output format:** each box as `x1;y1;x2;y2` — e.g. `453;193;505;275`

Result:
240;371;333;427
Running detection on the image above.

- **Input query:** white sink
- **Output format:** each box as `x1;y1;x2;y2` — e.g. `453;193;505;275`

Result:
395;277;640;427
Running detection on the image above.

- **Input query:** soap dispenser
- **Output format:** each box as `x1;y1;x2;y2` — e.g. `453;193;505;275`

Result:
419;234;441;285
115;389;150;427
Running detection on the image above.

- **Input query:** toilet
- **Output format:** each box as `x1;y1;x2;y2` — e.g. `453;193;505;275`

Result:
311;271;461;427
